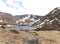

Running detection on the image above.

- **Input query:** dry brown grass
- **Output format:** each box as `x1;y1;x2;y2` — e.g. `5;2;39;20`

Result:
0;28;60;44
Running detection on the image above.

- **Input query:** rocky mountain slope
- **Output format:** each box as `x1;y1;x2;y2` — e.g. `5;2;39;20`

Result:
14;14;43;25
0;12;14;24
33;7;60;30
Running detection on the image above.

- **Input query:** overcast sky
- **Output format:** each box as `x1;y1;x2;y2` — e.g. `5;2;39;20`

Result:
0;0;59;16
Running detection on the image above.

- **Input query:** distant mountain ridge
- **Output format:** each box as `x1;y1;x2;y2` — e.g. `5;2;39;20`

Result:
0;7;60;30
0;12;43;25
14;14;43;25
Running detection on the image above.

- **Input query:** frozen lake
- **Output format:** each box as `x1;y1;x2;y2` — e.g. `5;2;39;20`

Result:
7;25;36;30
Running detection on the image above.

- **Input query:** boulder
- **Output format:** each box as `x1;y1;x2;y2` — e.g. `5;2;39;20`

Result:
23;37;38;44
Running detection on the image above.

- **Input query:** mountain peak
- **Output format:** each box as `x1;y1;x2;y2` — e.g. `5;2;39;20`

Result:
54;7;60;10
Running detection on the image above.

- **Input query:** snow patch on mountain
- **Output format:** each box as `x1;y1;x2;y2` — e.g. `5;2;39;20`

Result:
15;14;42;26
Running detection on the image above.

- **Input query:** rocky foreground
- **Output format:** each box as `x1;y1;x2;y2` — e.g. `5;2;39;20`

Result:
0;28;60;44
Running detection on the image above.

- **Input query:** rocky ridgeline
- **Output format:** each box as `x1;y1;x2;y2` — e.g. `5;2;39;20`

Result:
0;12;43;25
33;7;60;30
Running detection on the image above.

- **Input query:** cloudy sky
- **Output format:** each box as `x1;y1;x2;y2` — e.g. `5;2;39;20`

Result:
0;0;59;16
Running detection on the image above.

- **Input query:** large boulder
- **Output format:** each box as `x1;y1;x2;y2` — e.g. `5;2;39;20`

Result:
23;37;38;44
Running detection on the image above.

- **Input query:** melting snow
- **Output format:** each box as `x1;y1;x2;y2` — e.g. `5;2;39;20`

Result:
40;22;45;25
0;20;3;22
52;10;57;14
49;19;54;23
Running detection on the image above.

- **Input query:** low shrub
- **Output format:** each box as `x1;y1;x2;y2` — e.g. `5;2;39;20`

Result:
10;29;19;34
1;25;6;29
